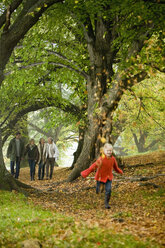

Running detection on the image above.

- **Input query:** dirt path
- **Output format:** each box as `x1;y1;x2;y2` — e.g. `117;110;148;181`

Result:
19;163;165;247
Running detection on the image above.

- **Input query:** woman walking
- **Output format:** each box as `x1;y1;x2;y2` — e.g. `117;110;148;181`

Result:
46;137;59;180
24;139;39;181
37;138;46;180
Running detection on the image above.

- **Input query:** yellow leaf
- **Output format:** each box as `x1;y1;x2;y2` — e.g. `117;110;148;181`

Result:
100;137;106;143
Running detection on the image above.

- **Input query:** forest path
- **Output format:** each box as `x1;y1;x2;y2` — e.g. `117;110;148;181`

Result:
19;161;165;247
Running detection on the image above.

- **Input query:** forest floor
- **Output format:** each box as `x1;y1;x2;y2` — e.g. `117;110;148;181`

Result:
19;160;165;247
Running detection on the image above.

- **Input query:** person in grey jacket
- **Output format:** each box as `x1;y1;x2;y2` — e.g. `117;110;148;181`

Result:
7;131;24;179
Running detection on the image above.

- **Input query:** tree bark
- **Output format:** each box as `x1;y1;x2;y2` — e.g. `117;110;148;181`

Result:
67;9;150;181
67;124;100;181
0;0;64;191
70;127;85;170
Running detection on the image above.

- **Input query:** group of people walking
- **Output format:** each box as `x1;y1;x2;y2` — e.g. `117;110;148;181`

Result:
7;132;123;209
7;132;59;181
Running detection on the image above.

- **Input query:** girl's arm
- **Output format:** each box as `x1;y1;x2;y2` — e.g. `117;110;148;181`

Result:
81;162;97;178
113;157;123;174
81;157;103;178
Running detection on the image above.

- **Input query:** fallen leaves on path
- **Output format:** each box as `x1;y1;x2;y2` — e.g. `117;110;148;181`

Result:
19;163;165;247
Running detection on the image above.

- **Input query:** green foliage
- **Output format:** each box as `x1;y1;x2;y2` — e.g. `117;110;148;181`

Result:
113;72;165;154
0;0;165;163
0;190;158;248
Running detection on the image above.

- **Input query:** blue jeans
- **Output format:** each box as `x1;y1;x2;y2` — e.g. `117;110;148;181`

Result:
96;180;112;196
38;161;45;180
28;159;36;180
10;157;21;179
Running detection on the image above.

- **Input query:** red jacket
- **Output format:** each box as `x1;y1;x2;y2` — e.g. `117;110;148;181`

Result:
81;155;123;183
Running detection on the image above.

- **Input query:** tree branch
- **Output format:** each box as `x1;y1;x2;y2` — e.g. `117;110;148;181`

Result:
145;139;160;151
47;49;88;78
28;122;51;137
102;70;148;117
145;63;165;73
141;102;165;130
49;62;88;79
0;0;64;86
5;61;88;79
2;97;81;145
0;105;16;128
0;0;23;29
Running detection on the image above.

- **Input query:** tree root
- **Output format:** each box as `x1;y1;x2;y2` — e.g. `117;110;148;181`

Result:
113;173;165;182
0;173;41;196
125;163;154;168
139;182;160;188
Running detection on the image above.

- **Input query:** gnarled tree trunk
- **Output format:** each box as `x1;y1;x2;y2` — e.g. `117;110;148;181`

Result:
67;12;149;181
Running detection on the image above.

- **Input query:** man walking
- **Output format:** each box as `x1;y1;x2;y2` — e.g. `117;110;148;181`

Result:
46;137;59;180
7;131;24;179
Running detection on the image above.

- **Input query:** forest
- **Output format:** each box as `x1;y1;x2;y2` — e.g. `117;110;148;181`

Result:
0;0;164;247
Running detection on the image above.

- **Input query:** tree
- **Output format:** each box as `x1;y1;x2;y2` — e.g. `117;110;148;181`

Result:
0;0;65;190
65;0;165;181
8;1;164;180
0;0;164;188
115;72;165;154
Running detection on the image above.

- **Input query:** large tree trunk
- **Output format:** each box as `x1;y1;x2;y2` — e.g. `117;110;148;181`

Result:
67;12;148;181
67;16;120;181
67;124;100;181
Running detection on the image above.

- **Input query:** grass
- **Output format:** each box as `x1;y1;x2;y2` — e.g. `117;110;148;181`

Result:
112;211;133;218
0;190;159;248
142;188;165;200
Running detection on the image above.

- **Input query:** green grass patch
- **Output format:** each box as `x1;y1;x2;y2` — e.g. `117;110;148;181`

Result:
142;188;165;199
0;190;159;248
134;169;150;176
113;211;133;218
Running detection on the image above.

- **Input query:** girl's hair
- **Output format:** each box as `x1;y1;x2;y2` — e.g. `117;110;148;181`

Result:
103;143;113;152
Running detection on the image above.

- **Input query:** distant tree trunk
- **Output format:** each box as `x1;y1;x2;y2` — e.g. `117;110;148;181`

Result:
132;129;160;153
70;127;85;170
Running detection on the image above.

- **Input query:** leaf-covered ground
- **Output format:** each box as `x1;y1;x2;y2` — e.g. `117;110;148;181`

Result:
19;162;165;247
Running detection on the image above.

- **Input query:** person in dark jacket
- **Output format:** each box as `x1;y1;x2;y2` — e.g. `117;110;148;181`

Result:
24;139;39;181
7;131;24;179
